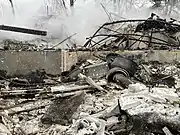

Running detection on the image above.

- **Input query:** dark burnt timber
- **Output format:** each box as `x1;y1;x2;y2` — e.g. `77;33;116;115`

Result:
0;25;47;36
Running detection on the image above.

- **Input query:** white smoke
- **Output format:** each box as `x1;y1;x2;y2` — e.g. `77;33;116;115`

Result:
0;0;179;48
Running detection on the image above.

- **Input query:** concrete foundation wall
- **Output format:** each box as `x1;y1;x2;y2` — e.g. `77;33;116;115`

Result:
62;50;180;71
0;51;62;76
0;50;180;76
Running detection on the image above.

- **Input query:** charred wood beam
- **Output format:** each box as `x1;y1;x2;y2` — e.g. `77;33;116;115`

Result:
70;0;74;6
52;81;107;94
0;81;107;99
7;103;51;116
0;99;45;110
78;73;108;93
0;25;47;36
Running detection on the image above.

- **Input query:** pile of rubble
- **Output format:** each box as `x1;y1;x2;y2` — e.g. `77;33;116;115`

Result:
70;13;180;51
0;14;180;135
0;51;180;135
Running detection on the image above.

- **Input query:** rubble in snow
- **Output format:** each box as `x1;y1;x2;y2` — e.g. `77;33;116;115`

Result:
0;51;179;134
74;13;180;51
0;14;180;135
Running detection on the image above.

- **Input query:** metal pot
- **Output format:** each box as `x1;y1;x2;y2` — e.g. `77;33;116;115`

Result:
106;53;138;76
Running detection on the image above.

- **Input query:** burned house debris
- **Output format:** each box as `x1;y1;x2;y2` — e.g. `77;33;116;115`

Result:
1;13;180;135
82;13;180;51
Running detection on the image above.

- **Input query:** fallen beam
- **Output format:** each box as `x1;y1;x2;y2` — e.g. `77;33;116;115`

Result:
51;80;107;93
78;73;108;93
0;25;47;36
0;80;107;98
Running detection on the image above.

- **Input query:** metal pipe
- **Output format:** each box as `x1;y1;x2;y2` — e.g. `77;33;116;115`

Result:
0;25;47;36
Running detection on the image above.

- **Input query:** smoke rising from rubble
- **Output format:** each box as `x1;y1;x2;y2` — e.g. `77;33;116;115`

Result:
0;0;180;47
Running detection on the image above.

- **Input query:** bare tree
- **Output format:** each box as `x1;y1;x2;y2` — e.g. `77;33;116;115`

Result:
9;0;15;15
44;0;67;15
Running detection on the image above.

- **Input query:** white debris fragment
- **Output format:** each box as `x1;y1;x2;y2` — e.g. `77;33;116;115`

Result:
164;66;178;75
128;83;147;93
0;123;12;135
51;85;67;92
67;116;106;135
21;116;43;134
162;127;173;135
106;116;119;125
120;83;180;116
121;100;142;110
151;87;179;103
46;124;68;135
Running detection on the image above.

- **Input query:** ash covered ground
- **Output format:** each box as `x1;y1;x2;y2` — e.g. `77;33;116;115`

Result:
1;0;180;135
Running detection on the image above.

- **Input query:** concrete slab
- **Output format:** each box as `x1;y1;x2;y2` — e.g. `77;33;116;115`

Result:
0;50;62;76
1;50;180;76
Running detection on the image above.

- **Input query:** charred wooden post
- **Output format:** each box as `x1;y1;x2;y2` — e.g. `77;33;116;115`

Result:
78;73;108;93
0;25;47;36
70;0;74;7
9;0;15;15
